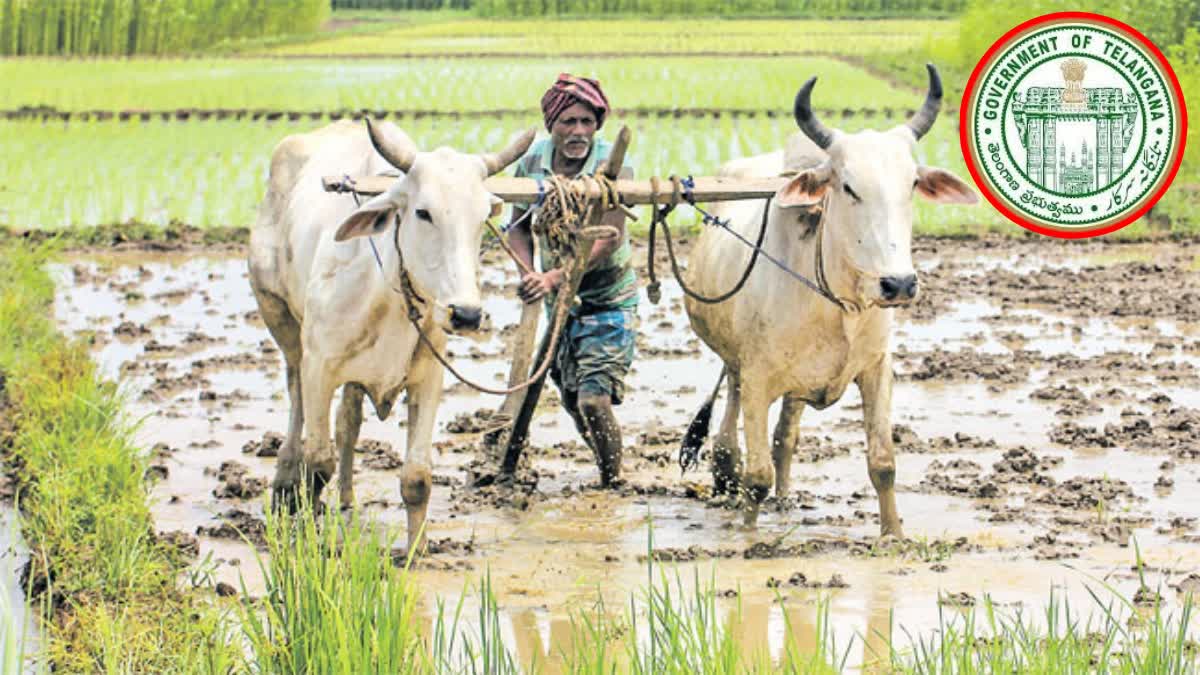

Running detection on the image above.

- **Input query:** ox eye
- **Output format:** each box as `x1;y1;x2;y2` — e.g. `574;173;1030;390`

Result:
415;209;432;222
843;184;861;202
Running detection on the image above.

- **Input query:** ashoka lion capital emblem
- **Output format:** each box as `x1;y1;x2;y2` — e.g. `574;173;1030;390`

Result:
1060;57;1087;109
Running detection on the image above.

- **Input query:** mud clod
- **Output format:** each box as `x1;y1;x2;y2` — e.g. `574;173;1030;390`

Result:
242;431;284;457
1035;476;1139;510
212;461;267;500
196;509;267;548
445;409;510;434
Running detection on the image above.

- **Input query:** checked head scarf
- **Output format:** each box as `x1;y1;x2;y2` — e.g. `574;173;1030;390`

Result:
540;73;610;131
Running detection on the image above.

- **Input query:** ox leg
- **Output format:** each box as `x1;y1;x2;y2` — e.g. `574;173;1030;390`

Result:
335;383;365;510
772;394;806;497
857;357;904;538
712;367;742;496
255;289;306;510
299;357;338;508
272;360;305;510
740;378;774;526
401;358;442;554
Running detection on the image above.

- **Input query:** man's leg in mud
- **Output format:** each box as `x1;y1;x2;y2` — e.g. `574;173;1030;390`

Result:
560;389;594;451
579;393;622;486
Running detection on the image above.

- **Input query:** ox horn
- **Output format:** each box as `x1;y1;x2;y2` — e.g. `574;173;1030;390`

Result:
480;128;536;176
793;76;836;150
906;63;943;141
366;118;418;173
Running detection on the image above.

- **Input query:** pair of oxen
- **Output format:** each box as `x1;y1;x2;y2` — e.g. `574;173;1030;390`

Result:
247;66;977;552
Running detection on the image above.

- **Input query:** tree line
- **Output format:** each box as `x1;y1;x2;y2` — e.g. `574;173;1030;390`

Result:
0;0;329;56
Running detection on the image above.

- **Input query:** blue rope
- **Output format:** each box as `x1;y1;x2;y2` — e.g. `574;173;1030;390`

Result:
368;236;385;275
680;174;725;227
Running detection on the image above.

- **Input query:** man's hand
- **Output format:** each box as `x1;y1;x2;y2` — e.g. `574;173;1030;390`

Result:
518;269;564;304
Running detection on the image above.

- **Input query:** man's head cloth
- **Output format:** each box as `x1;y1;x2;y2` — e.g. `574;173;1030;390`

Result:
541;73;610;131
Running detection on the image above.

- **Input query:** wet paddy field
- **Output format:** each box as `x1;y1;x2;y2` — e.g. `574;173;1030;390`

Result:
52;236;1200;668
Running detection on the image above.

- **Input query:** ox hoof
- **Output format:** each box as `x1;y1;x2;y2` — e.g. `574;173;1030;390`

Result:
305;464;333;501
271;483;301;515
400;534;428;562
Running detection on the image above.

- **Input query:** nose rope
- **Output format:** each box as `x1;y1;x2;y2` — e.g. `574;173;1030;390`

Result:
349;173;613;396
387;216;572;396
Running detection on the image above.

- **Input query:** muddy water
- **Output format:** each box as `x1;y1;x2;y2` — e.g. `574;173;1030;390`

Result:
51;238;1200;669
1;507;37;665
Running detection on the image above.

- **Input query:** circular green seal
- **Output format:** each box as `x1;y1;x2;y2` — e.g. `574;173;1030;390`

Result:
961;13;1187;238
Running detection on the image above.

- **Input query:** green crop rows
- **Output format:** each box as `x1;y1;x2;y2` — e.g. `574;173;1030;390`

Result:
0;115;991;232
0;56;918;113
263;18;954;56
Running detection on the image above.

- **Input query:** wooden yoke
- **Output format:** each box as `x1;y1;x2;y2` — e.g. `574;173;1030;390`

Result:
498;126;632;476
323;173;788;205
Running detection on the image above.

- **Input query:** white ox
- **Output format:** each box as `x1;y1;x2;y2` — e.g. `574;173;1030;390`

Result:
684;65;977;535
248;119;533;549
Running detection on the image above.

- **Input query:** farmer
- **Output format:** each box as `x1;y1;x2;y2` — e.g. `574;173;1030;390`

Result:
506;73;636;488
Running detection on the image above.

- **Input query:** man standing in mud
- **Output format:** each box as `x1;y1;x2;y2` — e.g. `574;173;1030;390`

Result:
506;73;637;487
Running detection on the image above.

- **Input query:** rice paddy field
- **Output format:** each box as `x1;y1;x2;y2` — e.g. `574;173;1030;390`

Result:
0;56;925;111
0;34;1011;236
258;18;953;56
3;5;1200;673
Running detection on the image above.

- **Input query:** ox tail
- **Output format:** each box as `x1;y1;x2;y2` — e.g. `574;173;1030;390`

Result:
679;367;727;475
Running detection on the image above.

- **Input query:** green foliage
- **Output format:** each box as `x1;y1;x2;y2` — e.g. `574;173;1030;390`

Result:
890;589;1198;673
0;0;330;56
0;242;238;671
236;497;424;673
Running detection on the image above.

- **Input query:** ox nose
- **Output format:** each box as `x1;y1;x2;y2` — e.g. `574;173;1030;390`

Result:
879;274;918;302
449;304;482;331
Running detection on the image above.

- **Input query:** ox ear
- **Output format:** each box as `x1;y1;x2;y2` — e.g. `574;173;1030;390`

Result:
489;195;503;220
915;166;978;205
334;192;406;242
776;165;833;208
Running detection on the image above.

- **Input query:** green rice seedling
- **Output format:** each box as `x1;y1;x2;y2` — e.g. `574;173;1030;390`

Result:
0;55;917;112
265;18;957;57
1;113;996;235
429;571;525;674
888;563;1200;674
555;522;852;674
235;491;425;674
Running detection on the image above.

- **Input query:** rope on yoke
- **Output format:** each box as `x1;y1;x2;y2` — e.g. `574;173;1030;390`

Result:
644;174;849;312
353;171;628;396
645;175;771;306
